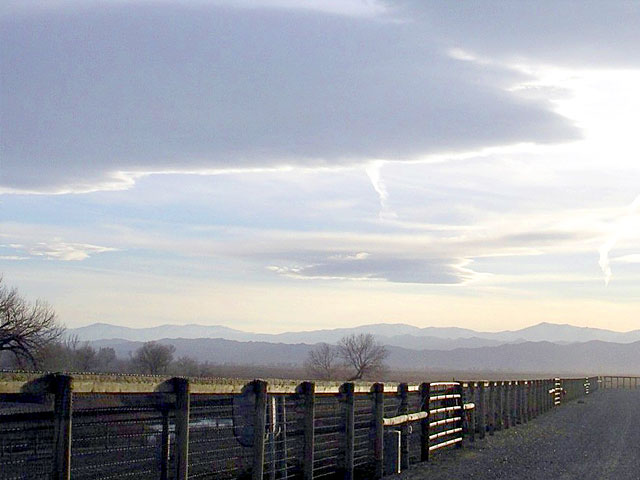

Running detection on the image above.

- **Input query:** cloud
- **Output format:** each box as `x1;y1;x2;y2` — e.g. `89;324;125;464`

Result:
1;1;578;193
269;254;475;284
598;195;640;286
3;242;118;261
612;254;640;264
365;161;397;220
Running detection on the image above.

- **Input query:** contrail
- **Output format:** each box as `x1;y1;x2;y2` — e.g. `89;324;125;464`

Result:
365;161;397;220
598;194;640;286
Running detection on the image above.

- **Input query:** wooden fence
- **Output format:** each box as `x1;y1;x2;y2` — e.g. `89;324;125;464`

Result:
0;372;599;480
600;375;640;389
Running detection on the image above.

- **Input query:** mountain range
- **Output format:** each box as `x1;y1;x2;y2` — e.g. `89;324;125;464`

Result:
71;321;640;375
71;321;640;349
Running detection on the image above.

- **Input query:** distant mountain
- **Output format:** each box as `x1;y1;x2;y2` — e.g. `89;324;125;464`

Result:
474;322;640;344
89;337;640;375
71;321;640;348
70;323;247;342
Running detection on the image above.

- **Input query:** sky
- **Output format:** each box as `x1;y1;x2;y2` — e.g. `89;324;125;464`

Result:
3;0;640;333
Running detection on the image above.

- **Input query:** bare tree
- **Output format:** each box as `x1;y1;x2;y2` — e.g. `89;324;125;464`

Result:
171;356;202;377
95;347;117;371
72;343;98;371
337;333;388;381
0;278;64;367
131;341;175;374
304;343;340;380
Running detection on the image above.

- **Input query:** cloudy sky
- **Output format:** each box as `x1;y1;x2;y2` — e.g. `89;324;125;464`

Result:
3;0;640;332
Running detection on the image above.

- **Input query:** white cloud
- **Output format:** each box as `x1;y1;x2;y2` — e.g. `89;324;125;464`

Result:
599;195;640;285
4;241;118;261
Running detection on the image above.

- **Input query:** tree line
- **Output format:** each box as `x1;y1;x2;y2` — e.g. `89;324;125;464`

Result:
1;277;388;380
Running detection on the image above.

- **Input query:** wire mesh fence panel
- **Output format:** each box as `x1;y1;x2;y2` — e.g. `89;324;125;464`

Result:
70;393;168;480
353;395;374;476
188;394;254;480
0;395;55;480
313;394;343;479
261;394;305;480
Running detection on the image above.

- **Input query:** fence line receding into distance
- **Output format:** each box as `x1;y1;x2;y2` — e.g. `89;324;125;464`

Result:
0;372;607;480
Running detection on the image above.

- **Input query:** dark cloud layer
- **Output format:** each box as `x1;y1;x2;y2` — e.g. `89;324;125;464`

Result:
1;2;578;192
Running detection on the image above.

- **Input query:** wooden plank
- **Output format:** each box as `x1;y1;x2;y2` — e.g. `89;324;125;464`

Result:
429;427;462;441
383;411;428;427
52;374;73;480
429;437;462;451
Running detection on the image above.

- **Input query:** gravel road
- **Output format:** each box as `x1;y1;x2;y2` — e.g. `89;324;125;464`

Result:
392;389;640;480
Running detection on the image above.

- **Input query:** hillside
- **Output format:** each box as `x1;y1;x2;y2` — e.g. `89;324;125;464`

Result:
89;336;640;375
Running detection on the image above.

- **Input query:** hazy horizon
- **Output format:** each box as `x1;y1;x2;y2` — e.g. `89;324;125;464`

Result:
4;1;640;333
70;319;640;335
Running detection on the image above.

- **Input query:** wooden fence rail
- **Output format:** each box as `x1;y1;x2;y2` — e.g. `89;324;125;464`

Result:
0;372;600;479
600;376;640;389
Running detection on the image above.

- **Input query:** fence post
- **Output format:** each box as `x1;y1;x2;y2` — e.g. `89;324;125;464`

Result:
173;377;190;480
477;382;485;439
419;382;431;461
522;382;529;423
496;382;503;431
515;380;521;422
52;374;73;480
488;381;495;435
531;380;537;418
299;382;315;480
398;383;410;470
503;382;510;429
372;383;384;479
250;380;268;480
342;382;355;480
467;382;476;440
525;381;530;420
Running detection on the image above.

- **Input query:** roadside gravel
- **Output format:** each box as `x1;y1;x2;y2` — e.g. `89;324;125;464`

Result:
391;389;640;480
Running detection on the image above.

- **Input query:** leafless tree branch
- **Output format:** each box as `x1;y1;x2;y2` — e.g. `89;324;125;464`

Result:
0;277;64;367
